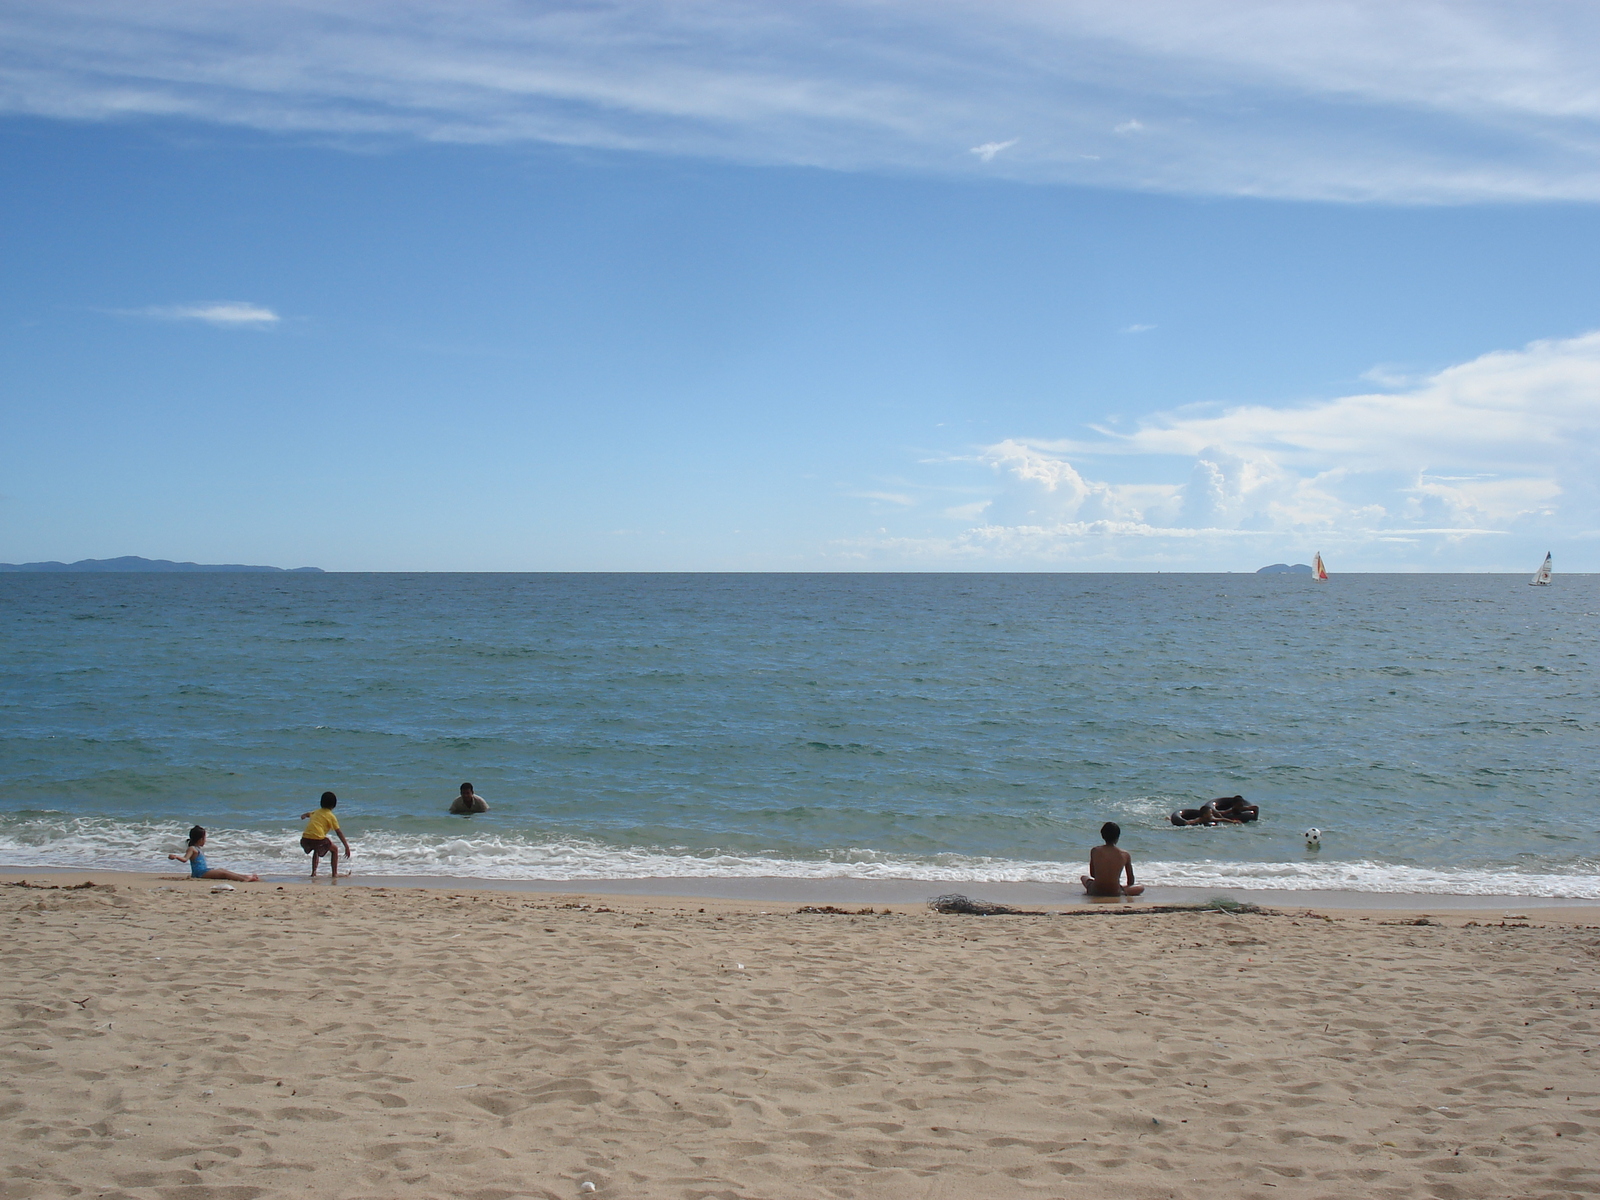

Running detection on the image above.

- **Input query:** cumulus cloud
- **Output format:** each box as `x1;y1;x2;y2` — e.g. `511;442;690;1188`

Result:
5;1;1600;200
1055;331;1600;476
122;301;281;328
840;330;1600;568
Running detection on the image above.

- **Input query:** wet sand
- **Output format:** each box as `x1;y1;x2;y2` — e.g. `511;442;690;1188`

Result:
3;870;1598;1199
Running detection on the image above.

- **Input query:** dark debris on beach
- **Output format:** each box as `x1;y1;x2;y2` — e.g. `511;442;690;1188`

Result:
927;892;1267;917
4;880;104;891
927;894;1045;916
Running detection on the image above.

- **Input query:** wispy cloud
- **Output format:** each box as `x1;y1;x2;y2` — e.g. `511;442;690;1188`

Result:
6;2;1600;201
1359;363;1425;388
121;301;281;328
1121;323;1156;333
969;138;1017;163
850;490;916;506
841;330;1600;568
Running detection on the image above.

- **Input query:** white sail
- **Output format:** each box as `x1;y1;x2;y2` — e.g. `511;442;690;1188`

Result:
1529;552;1552;586
1312;552;1328;582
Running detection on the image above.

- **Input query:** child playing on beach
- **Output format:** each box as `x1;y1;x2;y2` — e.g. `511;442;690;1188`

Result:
300;792;352;879
169;826;259;882
1081;821;1144;897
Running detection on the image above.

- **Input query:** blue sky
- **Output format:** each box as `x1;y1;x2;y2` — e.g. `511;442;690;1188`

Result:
4;1;1600;571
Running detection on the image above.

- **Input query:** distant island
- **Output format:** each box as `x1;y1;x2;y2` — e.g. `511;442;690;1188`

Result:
0;556;324;574
1256;563;1313;575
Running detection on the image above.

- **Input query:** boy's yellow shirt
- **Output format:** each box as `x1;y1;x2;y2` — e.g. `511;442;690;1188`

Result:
303;809;340;840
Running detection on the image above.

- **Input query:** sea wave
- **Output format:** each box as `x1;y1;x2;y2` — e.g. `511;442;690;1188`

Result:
2;815;1597;898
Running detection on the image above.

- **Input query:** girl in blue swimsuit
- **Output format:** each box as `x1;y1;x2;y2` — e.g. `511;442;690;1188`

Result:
169;826;259;882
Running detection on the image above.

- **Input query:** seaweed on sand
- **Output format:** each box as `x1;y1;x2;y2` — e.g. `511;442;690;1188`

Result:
927;892;1268;917
927;894;1045;916
4;880;103;891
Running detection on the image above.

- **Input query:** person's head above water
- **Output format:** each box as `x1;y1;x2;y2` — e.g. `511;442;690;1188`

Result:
1101;821;1121;844
319;791;337;809
188;825;206;846
459;782;474;796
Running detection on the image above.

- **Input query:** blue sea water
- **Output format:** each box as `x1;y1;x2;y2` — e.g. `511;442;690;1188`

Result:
1;572;1597;896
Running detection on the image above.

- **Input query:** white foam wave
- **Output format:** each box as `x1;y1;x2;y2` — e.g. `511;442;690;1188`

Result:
2;816;1596;898
1136;859;1600;898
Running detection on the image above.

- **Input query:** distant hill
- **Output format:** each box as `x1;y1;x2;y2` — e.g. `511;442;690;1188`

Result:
1256;563;1313;575
0;556;324;574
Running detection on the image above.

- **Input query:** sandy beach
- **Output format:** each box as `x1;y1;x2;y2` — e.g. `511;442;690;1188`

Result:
3;872;1598;1200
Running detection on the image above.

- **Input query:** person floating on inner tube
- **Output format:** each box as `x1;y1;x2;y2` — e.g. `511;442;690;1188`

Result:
1208;795;1259;822
1169;795;1260;826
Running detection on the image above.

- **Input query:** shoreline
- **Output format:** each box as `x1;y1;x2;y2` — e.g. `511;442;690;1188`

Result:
8;865;1599;920
6;860;1597;1197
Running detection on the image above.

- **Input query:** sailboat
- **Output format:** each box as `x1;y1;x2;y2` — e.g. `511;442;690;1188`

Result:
1529;552;1553;587
1312;552;1328;582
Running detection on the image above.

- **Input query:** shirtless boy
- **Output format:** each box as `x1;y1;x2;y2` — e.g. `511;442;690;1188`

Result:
1081;821;1144;897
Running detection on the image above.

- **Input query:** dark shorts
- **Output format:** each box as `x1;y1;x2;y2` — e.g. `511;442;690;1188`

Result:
301;836;331;854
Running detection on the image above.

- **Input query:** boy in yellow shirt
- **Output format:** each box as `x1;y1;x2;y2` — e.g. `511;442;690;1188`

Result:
300;791;353;879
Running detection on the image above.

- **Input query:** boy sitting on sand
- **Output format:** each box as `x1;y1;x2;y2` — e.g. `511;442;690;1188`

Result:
300;791;352;879
1081;821;1144;897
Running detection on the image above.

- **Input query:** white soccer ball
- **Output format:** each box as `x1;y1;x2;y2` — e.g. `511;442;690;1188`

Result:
1304;827;1322;847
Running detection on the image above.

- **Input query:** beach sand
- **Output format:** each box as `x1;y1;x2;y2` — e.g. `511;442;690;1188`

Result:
3;873;1598;1200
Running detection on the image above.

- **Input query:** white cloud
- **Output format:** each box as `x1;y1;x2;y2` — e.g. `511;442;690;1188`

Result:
5;1;1600;201
941;501;991;521
1055;331;1600;476
850;490;916;506
1121;323;1156;333
842;330;1600;568
122;301;281;328
970;138;1018;162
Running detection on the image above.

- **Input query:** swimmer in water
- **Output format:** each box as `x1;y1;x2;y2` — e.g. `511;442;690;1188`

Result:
1208;795;1259;823
449;782;489;815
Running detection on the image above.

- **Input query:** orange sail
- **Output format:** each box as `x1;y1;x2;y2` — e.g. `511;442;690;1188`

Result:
1312;552;1328;582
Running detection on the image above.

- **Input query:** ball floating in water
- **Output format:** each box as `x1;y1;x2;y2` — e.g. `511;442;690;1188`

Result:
1304;827;1322;848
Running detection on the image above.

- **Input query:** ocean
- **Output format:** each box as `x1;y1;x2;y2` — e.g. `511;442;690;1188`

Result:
2;572;1596;897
